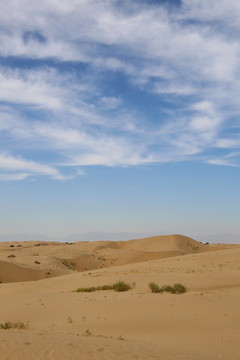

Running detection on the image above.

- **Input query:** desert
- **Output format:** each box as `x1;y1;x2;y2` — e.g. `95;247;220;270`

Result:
0;234;240;360
1;0;240;359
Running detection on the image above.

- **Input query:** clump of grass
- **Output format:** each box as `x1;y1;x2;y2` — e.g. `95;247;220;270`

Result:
148;282;162;293
0;321;28;330
148;282;186;294
75;281;133;293
172;283;187;294
76;286;99;293
75;285;113;293
100;285;112;291
112;281;132;292
161;285;176;294
34;260;41;264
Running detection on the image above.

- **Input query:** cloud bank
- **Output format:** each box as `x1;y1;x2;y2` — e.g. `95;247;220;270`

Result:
0;0;240;180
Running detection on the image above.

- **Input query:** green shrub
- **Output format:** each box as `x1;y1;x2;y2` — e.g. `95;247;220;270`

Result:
76;286;98;293
148;282;187;294
112;281;132;292
161;285;176;294
75;281;132;293
148;282;161;293
0;321;28;330
172;283;186;294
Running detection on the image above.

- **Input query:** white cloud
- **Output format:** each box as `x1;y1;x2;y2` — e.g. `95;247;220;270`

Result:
206;151;239;167
181;0;240;26
100;97;122;110
216;138;240;148
153;82;197;96
0;173;29;181
0;0;240;180
0;67;66;110
189;101;222;141
207;158;239;167
0;153;65;179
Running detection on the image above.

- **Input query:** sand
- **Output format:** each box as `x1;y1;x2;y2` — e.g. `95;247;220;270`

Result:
0;234;239;359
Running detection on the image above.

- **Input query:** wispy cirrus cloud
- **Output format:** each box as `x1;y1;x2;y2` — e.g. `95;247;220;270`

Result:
0;0;240;180
0;153;68;180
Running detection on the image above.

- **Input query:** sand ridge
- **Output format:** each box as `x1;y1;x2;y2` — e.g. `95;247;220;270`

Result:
0;234;217;283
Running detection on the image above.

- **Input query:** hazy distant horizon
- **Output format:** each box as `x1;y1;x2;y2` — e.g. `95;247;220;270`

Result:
0;231;239;244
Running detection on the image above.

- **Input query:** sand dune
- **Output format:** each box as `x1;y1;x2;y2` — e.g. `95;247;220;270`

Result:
0;261;44;283
0;235;215;283
0;235;240;359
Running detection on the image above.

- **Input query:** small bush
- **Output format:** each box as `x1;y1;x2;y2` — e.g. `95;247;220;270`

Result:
0;321;28;330
7;255;16;258
34;261;41;264
76;286;98;293
148;282;161;293
161;285;176;294
148;282;186;294
112;281;132;292
173;283;186;294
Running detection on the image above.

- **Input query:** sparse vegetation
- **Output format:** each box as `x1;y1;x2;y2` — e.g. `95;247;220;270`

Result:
172;283;187;294
161;285;176;294
112;280;132;292
76;286;100;293
148;282;162;293
75;280;133;293
83;329;92;336
148;282;186;294
45;271;51;277
67;316;73;324
61;259;76;270
0;321;28;330
34;260;41;264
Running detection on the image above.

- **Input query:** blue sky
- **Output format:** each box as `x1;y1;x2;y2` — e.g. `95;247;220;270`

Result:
0;0;239;242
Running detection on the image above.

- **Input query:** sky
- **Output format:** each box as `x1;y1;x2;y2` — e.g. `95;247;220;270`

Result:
0;0;240;243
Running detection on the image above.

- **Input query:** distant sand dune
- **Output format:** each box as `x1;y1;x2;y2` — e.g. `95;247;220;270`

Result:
0;235;215;283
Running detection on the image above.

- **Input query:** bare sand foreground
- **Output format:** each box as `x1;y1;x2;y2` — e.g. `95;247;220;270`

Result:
0;234;240;360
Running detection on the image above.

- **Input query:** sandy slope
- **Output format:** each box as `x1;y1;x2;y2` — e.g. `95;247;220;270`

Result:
0;235;240;359
0;235;215;283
